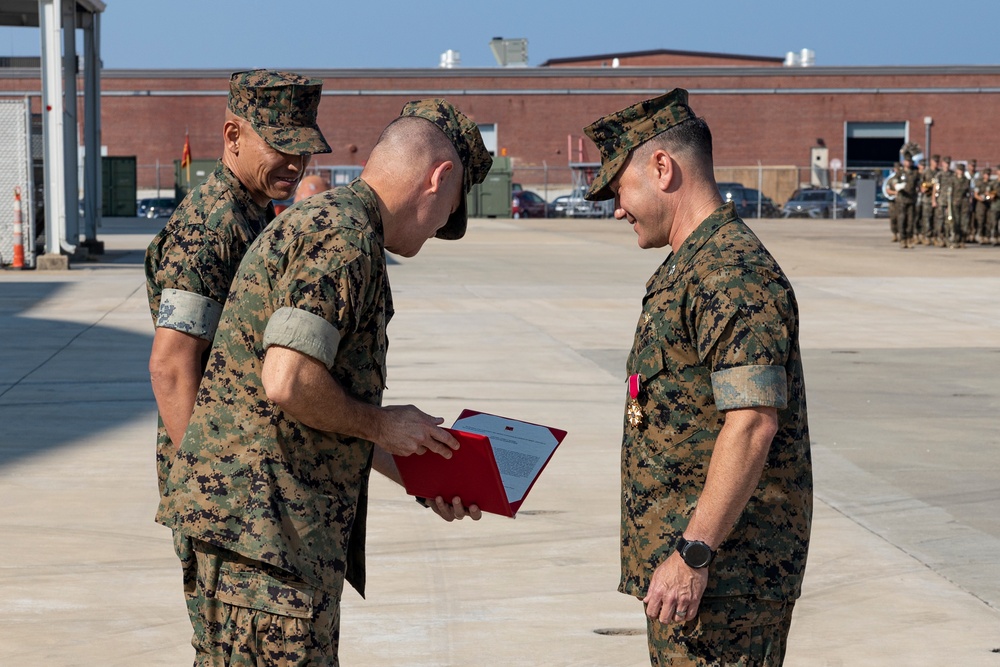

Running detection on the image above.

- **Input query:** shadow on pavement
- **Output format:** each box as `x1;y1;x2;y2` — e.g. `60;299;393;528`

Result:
0;280;154;467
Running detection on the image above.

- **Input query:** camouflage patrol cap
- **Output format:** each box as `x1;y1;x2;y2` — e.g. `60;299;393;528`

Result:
583;88;696;201
398;98;493;240
228;69;331;156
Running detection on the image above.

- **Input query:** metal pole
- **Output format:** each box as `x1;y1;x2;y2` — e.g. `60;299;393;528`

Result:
924;118;932;166
83;9;101;243
39;0;67;257
832;167;838;219
61;0;79;249
543;160;549;218
156;158;160;198
757;160;763;219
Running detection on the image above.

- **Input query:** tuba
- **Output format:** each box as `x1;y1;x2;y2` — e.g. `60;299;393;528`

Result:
882;171;897;201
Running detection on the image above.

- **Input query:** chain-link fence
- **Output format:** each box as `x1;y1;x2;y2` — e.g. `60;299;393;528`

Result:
130;157;899;221
136;161;180;198
510;163;859;218
0;99;35;268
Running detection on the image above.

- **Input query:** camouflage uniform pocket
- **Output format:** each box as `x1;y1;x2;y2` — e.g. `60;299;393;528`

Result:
216;563;315;619
631;343;712;455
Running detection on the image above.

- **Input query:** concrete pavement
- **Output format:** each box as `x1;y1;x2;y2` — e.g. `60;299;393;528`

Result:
1;215;998;666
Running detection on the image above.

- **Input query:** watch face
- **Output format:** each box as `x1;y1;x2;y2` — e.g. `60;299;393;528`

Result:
681;540;713;568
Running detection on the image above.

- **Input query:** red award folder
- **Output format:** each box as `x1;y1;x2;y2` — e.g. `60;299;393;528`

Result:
393;410;567;517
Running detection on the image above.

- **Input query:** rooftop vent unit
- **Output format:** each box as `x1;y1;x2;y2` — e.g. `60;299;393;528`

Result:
490;37;528;67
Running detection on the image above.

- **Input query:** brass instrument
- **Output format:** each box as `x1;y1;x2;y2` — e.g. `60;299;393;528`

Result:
882;171;897;201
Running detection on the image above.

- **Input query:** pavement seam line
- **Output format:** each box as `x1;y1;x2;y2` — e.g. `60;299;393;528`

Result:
0;281;146;401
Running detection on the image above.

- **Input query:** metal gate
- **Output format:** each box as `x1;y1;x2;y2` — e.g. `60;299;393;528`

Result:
0;99;35;268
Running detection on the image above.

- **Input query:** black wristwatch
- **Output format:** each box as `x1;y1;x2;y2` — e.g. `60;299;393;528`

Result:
676;537;715;568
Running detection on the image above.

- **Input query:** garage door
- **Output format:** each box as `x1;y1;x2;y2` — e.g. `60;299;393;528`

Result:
845;122;907;169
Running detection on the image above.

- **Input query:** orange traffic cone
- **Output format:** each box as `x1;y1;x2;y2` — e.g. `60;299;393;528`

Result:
12;186;25;269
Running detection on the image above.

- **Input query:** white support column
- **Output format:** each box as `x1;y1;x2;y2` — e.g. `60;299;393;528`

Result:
38;0;67;257
61;0;79;250
82;10;102;247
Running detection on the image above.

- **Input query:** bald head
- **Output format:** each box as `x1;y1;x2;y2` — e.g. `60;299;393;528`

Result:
362;115;466;257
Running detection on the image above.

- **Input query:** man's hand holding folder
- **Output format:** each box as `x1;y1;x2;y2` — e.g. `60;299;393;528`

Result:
393;410;567;518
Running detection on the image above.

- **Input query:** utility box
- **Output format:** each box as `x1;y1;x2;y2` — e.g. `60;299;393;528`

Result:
101;156;137;217
174;158;217;201
855;175;877;219
467;156;512;218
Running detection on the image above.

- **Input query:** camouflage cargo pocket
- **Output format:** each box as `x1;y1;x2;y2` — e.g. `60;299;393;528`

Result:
216;563;315;619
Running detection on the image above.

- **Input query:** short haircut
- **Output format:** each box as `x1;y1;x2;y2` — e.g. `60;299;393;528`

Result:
373;115;459;165
634;116;714;169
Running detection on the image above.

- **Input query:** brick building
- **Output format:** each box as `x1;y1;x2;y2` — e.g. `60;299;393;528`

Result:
2;51;998;205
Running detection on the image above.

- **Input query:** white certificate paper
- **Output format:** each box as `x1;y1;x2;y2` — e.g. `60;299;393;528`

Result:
452;412;562;503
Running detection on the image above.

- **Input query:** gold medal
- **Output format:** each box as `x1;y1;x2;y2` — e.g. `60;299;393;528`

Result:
627;398;643;427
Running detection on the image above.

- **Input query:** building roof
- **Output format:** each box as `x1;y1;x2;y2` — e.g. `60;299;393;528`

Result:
0;0;105;28
540;48;785;68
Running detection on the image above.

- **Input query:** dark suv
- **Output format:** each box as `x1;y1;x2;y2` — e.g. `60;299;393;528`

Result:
781;188;852;219
718;183;779;218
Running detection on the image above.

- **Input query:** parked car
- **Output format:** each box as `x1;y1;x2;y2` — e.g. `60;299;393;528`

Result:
550;195;572;218
719;184;779;218
718;184;755;218
782;188;852;218
550;187;615;218
741;188;780;218
511;189;548;218
137;197;177;219
873;192;891;219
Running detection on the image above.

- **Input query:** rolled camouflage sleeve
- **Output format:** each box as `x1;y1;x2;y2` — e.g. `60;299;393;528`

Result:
156;288;223;341
263;307;342;369
711;364;787;410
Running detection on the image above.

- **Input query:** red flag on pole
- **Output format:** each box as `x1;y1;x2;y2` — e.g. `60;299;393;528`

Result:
181;132;192;183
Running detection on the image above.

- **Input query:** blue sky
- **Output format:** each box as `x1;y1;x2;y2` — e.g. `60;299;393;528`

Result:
1;0;997;69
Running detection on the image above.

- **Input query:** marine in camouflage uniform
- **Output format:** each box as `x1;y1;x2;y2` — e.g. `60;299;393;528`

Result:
156;98;491;666
934;155;951;247
918;155;939;245
145;69;330;496
949;161;972;248
988;170;1000;245
893;153;919;249
972;168;993;243
885;163;901;242
584;90;812;666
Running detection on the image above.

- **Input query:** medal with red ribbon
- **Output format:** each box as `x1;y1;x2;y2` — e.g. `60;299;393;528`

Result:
626;373;643;427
